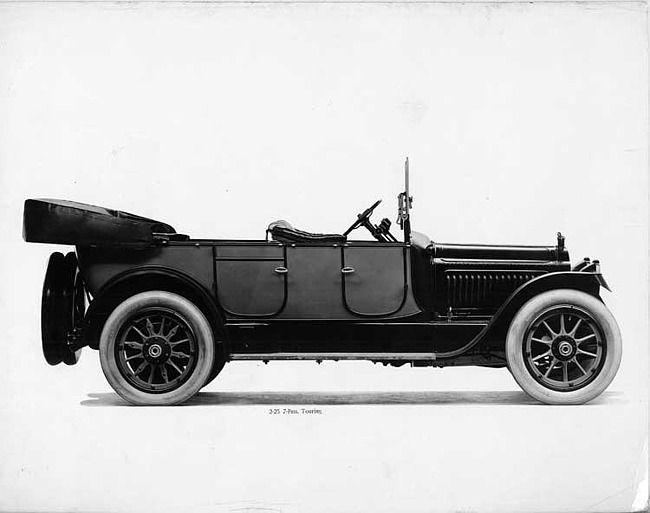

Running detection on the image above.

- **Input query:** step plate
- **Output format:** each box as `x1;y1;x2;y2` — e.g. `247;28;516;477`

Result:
230;352;436;361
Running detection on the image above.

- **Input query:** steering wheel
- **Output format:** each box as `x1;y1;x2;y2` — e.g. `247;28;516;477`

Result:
343;199;382;237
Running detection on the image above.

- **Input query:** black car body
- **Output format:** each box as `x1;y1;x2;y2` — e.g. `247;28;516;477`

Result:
23;160;621;405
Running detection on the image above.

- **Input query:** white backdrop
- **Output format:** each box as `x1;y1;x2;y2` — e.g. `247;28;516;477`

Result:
0;2;647;512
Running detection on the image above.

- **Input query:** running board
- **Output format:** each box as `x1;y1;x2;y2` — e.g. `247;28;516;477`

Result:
230;352;436;361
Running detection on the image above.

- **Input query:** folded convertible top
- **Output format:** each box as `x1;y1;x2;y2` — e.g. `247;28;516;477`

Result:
23;198;183;249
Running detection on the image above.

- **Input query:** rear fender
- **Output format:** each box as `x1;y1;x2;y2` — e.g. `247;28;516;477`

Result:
83;266;228;352
477;271;608;350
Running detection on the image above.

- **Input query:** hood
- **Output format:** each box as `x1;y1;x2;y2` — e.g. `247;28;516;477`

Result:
432;242;569;263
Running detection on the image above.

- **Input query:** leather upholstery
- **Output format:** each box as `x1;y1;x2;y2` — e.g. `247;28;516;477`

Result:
267;220;346;244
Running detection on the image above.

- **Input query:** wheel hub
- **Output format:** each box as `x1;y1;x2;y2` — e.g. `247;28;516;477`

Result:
552;335;577;361
142;337;171;364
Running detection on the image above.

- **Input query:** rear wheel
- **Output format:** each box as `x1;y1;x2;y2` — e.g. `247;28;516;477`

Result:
506;289;621;405
99;291;215;405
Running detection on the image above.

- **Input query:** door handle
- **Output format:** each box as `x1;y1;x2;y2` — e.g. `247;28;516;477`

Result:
274;266;288;274
341;267;355;274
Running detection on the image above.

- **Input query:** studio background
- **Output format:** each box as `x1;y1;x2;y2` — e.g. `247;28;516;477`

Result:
0;2;647;512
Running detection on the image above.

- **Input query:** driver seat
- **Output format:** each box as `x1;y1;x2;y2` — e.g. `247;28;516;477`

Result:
267;220;346;244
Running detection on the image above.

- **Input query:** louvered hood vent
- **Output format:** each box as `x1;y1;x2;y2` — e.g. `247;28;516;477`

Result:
446;271;543;308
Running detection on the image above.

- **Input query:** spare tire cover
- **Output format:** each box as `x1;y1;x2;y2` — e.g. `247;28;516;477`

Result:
41;252;82;365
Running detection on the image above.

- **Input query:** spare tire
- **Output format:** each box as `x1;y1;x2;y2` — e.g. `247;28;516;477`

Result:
41;251;83;366
63;252;84;366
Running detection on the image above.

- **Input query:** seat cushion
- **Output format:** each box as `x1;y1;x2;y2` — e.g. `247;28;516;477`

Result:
267;220;346;244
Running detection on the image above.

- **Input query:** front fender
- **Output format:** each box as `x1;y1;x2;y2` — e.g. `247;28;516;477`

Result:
438;271;609;358
479;271;608;349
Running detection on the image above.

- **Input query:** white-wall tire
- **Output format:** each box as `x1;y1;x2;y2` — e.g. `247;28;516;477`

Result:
506;289;621;405
99;291;215;406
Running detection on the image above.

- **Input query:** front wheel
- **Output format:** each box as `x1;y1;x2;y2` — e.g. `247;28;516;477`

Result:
99;291;215;406
506;289;621;405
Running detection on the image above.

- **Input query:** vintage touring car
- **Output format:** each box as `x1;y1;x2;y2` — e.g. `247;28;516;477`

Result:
23;160;621;405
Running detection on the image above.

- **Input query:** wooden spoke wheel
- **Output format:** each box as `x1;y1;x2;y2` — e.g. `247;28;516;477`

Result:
506;289;621;405
99;291;215;405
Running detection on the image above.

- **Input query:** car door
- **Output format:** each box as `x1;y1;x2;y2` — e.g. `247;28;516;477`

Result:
215;243;286;317
342;242;408;316
280;244;349;319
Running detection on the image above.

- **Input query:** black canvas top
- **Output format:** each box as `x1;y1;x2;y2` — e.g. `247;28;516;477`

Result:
23;198;177;249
